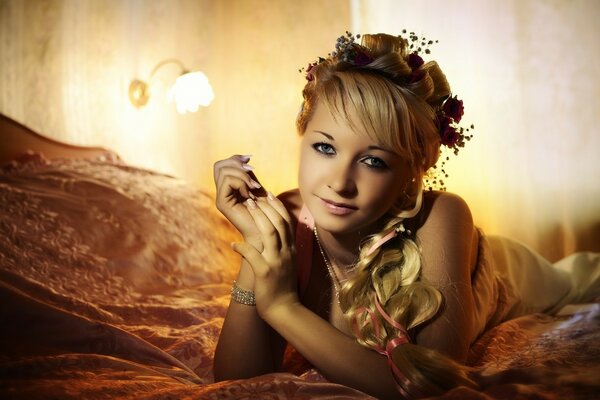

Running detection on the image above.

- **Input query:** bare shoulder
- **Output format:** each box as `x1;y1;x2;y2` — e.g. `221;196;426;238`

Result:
277;188;303;222
418;191;473;233
416;191;477;279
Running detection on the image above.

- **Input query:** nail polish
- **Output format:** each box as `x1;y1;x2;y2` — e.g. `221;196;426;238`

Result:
246;198;257;209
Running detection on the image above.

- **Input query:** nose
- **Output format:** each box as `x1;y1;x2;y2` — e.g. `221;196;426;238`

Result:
327;160;357;196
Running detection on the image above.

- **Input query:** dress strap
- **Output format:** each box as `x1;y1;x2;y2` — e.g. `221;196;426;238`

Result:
295;205;314;299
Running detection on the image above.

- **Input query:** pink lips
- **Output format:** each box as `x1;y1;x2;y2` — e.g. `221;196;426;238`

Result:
319;197;357;216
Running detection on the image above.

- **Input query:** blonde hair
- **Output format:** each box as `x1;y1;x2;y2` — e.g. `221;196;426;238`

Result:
297;33;477;395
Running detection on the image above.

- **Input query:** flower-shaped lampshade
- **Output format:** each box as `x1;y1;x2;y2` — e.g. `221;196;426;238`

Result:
129;59;214;114
168;71;215;114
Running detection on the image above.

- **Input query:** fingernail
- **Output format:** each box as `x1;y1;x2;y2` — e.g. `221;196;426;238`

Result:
267;191;276;201
246;198;257;209
241;164;254;171
240;154;252;162
250;180;261;189
248;191;256;200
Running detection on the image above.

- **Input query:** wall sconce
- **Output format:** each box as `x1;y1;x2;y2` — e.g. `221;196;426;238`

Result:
129;58;214;114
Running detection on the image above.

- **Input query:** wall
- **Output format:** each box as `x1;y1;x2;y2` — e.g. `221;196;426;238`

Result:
0;0;349;193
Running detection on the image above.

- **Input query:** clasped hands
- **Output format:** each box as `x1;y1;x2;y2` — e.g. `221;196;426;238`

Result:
214;155;299;320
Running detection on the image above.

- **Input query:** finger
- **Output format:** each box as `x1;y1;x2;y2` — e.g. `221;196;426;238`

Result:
216;175;254;206
216;164;261;189
254;193;294;250
246;170;267;198
214;155;269;199
213;155;254;184
265;192;294;237
254;196;292;249
244;198;282;255
216;167;262;202
234;154;252;163
231;242;267;276
213;155;249;184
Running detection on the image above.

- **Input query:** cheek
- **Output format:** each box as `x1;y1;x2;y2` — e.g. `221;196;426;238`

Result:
298;148;331;197
358;174;403;208
298;146;315;190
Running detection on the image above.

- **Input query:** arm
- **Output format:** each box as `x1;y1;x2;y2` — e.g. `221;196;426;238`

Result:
212;155;285;381
231;196;405;399
265;301;402;399
213;259;286;380
413;192;478;362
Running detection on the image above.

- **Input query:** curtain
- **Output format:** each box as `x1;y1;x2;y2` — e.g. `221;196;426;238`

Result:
357;0;600;260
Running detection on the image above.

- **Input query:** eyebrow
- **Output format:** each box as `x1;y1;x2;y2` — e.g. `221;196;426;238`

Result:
314;130;397;154
315;130;335;141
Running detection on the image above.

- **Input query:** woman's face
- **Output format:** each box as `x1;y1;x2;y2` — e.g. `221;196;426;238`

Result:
298;100;412;236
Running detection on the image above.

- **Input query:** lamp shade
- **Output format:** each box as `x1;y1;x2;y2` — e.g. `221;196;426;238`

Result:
168;71;215;114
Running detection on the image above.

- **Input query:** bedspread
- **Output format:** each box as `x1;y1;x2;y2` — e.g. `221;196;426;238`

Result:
0;155;598;399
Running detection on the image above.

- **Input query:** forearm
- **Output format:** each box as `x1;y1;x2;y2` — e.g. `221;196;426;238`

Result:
264;302;400;400
213;261;284;381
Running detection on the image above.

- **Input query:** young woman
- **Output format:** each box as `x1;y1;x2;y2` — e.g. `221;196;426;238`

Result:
212;32;599;399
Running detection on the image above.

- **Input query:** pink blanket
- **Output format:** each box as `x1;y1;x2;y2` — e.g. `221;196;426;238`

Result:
1;155;598;399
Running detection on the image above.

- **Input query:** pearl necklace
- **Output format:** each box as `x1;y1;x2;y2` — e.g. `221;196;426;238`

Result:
313;226;343;302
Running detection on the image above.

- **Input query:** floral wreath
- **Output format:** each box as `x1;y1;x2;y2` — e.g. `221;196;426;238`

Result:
300;31;475;191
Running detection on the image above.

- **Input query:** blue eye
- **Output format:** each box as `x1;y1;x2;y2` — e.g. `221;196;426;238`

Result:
363;156;387;169
313;142;336;155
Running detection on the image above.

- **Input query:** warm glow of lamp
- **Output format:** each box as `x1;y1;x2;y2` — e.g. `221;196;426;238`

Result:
129;58;214;113
168;71;214;114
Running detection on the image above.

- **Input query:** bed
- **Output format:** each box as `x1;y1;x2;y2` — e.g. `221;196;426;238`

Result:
1;113;598;399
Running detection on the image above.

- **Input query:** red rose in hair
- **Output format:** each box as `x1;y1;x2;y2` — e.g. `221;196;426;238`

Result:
442;95;464;123
407;53;424;69
439;116;459;147
353;51;374;66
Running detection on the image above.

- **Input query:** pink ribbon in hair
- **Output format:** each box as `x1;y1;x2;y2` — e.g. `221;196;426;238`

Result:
351;294;423;398
372;294;425;399
352;294;412;354
366;223;409;256
374;294;410;338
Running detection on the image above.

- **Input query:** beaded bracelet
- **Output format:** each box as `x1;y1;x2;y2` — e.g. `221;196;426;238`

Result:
231;281;256;306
